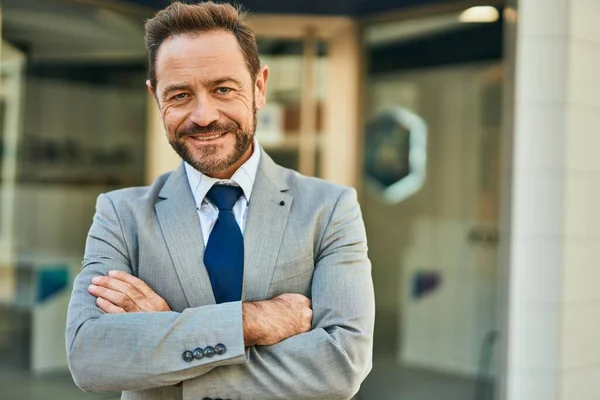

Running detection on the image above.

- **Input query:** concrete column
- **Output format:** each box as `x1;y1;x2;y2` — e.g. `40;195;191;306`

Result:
322;21;361;188
503;0;600;399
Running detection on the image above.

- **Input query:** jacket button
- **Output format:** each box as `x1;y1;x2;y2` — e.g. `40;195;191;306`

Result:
215;343;226;355
193;348;205;360
182;350;194;363
204;346;215;358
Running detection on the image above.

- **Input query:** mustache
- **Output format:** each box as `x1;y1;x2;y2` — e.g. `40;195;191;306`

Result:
176;121;239;138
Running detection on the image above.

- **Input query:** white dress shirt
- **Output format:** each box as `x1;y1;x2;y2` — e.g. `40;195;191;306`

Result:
184;138;261;246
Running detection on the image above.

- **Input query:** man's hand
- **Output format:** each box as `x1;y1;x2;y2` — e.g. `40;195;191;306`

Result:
89;272;311;346
88;270;171;313
242;293;312;347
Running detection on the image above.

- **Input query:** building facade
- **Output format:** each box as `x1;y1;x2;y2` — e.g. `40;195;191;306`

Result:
0;0;598;399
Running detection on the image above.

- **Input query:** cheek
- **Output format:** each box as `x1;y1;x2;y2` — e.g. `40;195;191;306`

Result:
223;99;253;125
161;106;185;134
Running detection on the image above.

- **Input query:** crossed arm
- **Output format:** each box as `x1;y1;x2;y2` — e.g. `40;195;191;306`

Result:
66;189;375;399
88;271;311;348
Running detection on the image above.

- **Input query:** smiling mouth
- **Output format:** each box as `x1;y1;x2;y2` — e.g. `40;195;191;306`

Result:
188;132;228;141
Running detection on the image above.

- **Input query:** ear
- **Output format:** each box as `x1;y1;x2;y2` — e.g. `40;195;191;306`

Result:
254;65;269;111
146;80;159;105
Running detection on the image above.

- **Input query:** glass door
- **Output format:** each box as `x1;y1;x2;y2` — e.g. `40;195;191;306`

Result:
358;4;504;400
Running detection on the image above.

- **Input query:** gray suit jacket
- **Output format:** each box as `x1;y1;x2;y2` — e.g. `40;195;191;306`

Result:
66;151;375;400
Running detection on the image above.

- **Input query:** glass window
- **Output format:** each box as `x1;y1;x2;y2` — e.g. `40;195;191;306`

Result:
256;38;327;177
358;6;503;400
1;0;149;397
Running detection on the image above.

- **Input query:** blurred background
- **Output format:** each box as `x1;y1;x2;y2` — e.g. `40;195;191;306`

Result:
0;0;598;399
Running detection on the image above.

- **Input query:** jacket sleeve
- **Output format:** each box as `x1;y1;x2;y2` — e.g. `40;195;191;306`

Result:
66;193;247;392
184;187;375;400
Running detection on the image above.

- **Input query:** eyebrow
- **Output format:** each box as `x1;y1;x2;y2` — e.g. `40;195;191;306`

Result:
160;77;244;100
211;77;244;88
161;83;191;100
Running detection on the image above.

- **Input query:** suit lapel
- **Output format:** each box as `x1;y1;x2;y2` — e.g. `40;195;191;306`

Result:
242;152;293;301
155;164;216;307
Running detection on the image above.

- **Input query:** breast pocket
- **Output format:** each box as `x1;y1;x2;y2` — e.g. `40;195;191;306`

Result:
267;255;314;298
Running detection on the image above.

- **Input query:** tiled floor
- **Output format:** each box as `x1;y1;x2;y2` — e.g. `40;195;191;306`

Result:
358;357;494;400
0;366;119;400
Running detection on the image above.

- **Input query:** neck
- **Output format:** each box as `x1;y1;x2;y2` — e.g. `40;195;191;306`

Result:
208;143;254;180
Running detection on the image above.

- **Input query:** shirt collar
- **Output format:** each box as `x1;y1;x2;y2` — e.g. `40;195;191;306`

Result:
185;137;261;208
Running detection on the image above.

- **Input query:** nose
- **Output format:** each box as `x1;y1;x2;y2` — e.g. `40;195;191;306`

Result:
189;93;219;127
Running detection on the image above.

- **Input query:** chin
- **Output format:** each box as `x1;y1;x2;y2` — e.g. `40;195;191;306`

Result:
174;133;252;175
191;152;238;175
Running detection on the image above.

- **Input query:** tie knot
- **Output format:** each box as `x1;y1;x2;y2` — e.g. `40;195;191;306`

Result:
206;185;243;211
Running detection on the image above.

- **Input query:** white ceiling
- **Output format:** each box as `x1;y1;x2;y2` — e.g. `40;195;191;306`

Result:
3;0;148;62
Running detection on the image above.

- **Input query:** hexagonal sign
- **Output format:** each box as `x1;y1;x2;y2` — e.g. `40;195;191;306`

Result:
364;107;427;203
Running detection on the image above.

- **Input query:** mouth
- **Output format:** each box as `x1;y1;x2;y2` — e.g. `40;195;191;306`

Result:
187;132;228;142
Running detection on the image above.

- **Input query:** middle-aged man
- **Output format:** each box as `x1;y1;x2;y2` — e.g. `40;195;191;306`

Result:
66;2;375;399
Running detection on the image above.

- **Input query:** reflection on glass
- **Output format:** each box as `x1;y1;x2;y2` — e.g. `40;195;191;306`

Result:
365;106;428;204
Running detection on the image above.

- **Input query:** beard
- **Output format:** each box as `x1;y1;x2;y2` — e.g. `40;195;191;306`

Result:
168;108;256;176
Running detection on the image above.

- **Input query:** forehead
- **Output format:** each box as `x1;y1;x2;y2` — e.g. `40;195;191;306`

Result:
155;31;249;91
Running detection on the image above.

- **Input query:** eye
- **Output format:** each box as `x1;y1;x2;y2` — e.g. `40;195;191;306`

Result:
216;87;232;94
174;93;188;101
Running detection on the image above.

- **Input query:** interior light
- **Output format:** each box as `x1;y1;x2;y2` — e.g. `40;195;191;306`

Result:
459;6;500;23
504;7;518;24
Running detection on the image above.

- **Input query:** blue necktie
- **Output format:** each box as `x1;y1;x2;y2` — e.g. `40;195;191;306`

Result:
204;185;244;304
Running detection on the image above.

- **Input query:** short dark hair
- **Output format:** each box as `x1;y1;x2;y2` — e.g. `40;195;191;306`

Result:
144;1;260;89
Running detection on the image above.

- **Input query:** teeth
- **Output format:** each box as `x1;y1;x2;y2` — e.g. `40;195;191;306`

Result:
193;133;225;141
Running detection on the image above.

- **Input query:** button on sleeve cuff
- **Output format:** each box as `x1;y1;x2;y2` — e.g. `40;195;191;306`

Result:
174;301;246;371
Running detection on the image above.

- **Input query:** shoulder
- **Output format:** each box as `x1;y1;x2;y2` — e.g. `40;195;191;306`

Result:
278;166;356;205
98;171;172;211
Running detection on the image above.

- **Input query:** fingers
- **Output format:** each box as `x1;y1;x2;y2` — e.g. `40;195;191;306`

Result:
96;297;126;314
90;275;148;310
107;270;156;299
274;293;313;335
276;293;311;307
89;284;139;312
107;270;170;311
89;270;171;312
243;294;314;346
91;274;140;298
302;308;313;332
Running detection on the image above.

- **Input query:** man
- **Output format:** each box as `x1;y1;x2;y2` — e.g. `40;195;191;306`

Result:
66;2;375;399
